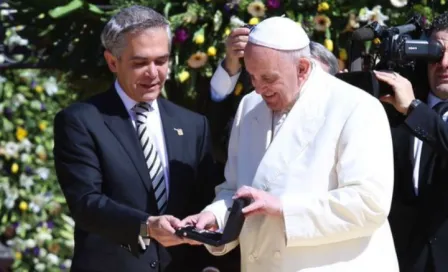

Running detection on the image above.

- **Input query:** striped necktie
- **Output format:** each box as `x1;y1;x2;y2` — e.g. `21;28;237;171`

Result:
133;102;167;213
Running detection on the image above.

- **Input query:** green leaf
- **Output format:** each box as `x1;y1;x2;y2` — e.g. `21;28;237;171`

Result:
48;0;84;19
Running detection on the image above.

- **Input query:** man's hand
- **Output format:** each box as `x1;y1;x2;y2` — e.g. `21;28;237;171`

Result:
374;70;416;114
233;185;282;217
224;27;250;76
180;211;218;231
147;215;198;247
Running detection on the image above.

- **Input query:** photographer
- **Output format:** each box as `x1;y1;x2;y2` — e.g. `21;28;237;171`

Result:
375;11;448;272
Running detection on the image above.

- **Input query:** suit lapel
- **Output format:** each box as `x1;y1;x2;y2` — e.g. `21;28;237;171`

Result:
157;99;183;212
102;88;152;193
252;65;327;186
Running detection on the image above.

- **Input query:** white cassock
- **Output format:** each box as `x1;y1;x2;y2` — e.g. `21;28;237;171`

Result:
203;64;399;272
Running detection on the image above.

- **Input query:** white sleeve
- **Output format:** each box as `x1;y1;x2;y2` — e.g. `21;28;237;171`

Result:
202;95;247;255
281;98;394;247
210;60;241;102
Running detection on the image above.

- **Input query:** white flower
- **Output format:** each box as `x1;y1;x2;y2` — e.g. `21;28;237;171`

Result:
19;174;34;190
19;139;33;153
35;263;46;271
5;142;19;158
4;189;18;209
25;239;36;248
390;0;407;8
20;153;31;163
5;32;28;48
19;70;38;79
36;167;50;180
12;93;26;107
35;230;52;243
63;259;72;269
0;54;4;64
43;77;58;96
230;16;245;27
29;202;41;213
46;253;59;265
39;248;47;258
358;6;389;26
0;75;6;83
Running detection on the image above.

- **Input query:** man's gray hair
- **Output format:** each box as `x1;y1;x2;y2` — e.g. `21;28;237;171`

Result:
100;5;171;58
310;41;339;75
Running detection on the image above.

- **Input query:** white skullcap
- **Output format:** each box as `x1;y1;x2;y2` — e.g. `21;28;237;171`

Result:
248;16;310;50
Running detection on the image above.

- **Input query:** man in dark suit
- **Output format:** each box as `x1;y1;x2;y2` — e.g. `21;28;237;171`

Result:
53;6;235;272
374;11;448;272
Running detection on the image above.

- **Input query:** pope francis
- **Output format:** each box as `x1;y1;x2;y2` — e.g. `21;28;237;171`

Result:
181;17;399;272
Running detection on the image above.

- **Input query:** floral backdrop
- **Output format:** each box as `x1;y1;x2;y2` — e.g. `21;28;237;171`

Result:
0;0;447;270
0;70;77;271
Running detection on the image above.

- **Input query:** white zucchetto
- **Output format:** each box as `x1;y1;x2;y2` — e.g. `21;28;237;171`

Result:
248;16;310;50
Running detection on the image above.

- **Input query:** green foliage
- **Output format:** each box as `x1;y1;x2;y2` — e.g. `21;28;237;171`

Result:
0;70;77;271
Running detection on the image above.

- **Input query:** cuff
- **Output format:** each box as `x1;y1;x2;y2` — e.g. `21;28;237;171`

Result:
210;60;241;102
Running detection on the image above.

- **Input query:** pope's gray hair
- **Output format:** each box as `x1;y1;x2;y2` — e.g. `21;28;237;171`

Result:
100;5;172;58
279;46;311;63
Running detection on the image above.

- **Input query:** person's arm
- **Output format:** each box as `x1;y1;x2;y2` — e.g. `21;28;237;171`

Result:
280;98;394;247
210;60;242;102
53;107;149;256
201;96;248;255
404;102;448;155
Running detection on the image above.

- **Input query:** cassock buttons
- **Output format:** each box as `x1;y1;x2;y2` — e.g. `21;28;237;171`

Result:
248;254;256;262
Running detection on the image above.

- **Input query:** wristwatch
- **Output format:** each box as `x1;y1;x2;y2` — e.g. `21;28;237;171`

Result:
140;219;150;239
407;99;422;115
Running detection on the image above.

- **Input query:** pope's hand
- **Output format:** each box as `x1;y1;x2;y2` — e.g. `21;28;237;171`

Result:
180;211;218;231
234;185;283;217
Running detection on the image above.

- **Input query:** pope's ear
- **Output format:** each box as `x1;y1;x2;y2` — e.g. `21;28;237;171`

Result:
297;58;311;79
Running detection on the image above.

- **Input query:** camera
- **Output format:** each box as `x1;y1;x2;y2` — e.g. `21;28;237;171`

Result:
337;14;445;98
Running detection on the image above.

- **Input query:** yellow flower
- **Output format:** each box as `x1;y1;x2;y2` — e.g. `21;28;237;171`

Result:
16;127;28;142
19;201;28;211
373;38;381;45
249;17;259;25
314;15;331;32
247;1;266;17
187;52;208;69
234;83;244;96
178;71;190;83
11;163;19;174
207;46;217;57
339;48;348;61
324;39;334;52
38;121;48;131
224;27;231;36
15;252;22;260
318;2;330;12
35;85;44;93
194;34;205;44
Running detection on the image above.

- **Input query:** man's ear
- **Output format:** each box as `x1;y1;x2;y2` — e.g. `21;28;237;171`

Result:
104;50;118;73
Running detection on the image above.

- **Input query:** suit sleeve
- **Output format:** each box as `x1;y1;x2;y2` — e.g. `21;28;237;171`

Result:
280;98;394;247
53;108;149;254
405;102;448;155
201;96;248;255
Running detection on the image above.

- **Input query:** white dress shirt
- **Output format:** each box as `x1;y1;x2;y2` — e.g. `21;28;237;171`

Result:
412;92;448;194
210;60;241;102
115;80;170;196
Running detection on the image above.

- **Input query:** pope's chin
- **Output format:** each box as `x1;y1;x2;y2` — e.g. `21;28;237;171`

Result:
262;93;280;110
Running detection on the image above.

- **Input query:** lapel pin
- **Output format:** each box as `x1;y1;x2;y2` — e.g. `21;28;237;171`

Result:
174;128;183;136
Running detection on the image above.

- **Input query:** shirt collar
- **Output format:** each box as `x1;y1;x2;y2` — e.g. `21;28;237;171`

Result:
427;91;448;108
114;80;157;112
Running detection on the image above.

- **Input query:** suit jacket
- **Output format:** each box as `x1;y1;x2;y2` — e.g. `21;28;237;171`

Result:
53;87;235;272
203;65;399;272
388;101;448;272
